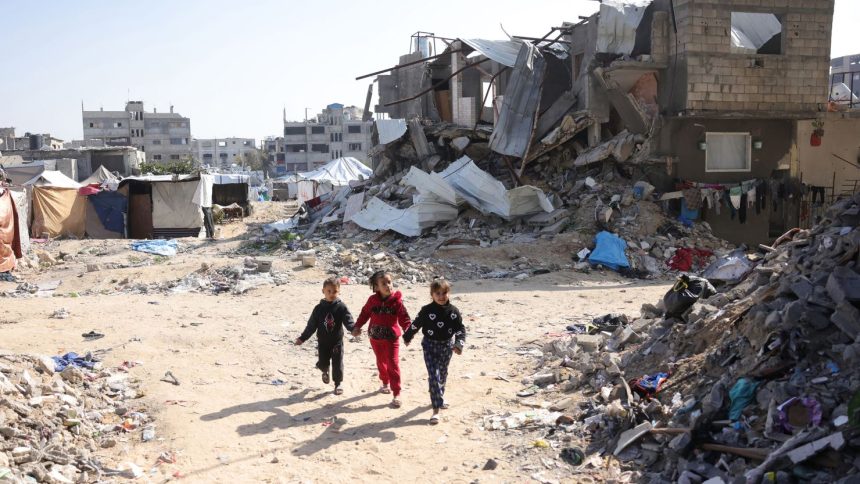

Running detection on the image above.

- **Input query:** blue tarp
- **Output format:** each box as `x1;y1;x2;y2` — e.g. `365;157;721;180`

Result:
588;231;630;271
131;239;178;256
89;191;127;234
52;352;97;372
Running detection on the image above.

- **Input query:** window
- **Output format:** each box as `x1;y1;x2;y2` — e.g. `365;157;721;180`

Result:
114;122;123;128
219;153;228;159
203;154;213;160
730;12;782;55
243;140;250;146
284;126;305;136
170;155;180;161
347;125;362;134
170;138;188;145
217;141;227;147
348;143;362;151
153;154;163;161
285;144;305;153
705;133;751;172
311;144;329;153
311;126;325;134
152;140;161;145
88;122;94;128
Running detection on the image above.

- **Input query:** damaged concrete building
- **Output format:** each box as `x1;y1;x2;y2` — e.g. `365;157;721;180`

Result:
366;0;858;246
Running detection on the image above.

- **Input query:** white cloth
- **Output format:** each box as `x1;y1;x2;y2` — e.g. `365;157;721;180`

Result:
192;174;214;208
154;182;204;228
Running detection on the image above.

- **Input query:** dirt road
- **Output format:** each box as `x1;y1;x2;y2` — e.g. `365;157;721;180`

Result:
2;226;668;483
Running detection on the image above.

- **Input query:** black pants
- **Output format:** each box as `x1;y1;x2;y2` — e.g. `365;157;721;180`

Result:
317;342;344;385
202;207;214;238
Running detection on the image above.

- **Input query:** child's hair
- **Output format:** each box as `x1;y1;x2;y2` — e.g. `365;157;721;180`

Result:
430;276;451;294
323;276;341;290
368;270;389;291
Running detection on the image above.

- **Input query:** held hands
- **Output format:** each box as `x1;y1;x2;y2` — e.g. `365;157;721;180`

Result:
453;346;463;355
351;328;362;337
294;338;303;346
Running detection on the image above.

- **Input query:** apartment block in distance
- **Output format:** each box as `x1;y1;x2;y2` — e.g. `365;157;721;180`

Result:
192;137;257;169
282;103;372;173
82;101;192;163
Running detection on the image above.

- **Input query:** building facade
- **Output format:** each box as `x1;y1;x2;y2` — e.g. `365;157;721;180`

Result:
0;128;64;151
82;101;192;163
192;137;257;169
830;53;860;107
264;136;286;175
282;103;372;173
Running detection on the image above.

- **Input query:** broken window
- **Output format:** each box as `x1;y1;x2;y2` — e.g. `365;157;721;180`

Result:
284;126;305;136
705;133;751;172
347;125;362;134
731;12;782;55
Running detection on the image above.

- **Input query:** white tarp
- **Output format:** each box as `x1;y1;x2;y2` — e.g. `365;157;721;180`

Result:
23;170;81;189
439;156;553;219
730;12;781;53
152;181;203;229
213;173;251;184
298;157;373;186
401;166;459;204
82;165;118;186
831;83;860;104
376;119;408;145
461;38;524;68
597;0;652;55
350;197;458;237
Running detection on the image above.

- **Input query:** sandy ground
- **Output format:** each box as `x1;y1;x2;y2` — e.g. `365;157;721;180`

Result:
1;207;670;483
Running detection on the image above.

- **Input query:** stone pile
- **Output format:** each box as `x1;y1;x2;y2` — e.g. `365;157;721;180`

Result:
0;353;152;483
486;194;860;483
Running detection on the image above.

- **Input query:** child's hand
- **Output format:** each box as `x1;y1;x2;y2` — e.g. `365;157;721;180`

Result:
453;346;462;355
294;338;303;346
403;339;410;347
351;328;361;337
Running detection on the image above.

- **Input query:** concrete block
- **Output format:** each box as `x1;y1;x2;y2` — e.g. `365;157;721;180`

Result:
827;267;860;305
574;334;604;353
831;302;860;342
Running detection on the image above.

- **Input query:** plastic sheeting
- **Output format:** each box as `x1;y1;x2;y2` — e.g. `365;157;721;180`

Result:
730;12;781;53
376;119;408;145
31;187;86;238
703;248;754;284
131;239;178;256
461;38;523;68
152;181;203;229
81;166;118;186
0;190;22;272
88;191;127;235
588;231;630;271
350;197;459;237
23;170;81;189
596;0;651;55
298;157;373;186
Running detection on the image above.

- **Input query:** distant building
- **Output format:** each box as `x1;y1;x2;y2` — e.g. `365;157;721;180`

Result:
192;137;257;169
0;127;63;150
264;136;286;175
82;101;192;163
282;103;372;172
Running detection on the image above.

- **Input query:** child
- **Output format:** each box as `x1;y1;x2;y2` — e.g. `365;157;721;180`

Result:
352;271;411;408
295;276;355;395
403;277;465;425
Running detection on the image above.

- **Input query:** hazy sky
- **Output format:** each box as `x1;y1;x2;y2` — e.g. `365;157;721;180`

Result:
1;1;857;144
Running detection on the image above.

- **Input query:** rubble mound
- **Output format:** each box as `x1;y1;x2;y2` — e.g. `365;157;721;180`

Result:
0;352;153;482
497;194;859;483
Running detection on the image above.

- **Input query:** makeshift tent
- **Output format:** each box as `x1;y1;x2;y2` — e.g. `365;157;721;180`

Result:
292;157;373;202
82;165;118;186
0;189;23;272
119;175;203;239
85;191;126;239
24;171;86;238
9;189;29;255
212;173;251;215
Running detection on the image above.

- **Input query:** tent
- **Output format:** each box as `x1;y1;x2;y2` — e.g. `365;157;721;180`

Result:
212;173;251;215
118;175;203;239
293;157;373;202
0;189;23;272
23;170;86;238
82;165;119;186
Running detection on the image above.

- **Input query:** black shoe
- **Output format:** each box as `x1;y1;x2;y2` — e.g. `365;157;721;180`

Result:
322;371;330;384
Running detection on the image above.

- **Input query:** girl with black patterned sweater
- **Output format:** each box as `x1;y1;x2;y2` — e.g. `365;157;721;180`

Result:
403;277;466;424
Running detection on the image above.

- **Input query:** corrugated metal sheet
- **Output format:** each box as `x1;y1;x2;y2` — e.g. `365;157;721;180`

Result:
376;119;408;145
488;42;545;158
597;0;651;55
350;197;458;237
460;38;523;68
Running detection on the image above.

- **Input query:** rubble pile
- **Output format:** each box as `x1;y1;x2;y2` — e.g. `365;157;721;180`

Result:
487;194;860;483
0;352;153;482
116;259;290;296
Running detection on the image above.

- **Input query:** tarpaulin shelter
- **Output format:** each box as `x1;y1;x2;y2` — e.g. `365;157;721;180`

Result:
23;170;86;239
293;157;373;202
81;165;118;186
85;191;126;239
118;175;203;239
0;189;23;272
212;173;251;215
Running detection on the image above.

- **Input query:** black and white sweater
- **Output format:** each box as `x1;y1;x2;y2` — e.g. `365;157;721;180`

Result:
403;302;466;348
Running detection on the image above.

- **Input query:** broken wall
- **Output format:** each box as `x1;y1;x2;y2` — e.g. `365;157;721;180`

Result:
795;116;860;194
376;52;441;121
671;0;834;113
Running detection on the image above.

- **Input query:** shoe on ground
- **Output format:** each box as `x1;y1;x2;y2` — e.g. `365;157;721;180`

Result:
391;398;402;408
429;413;440;425
334;386;343;395
321;371;330;384
379;385;391;394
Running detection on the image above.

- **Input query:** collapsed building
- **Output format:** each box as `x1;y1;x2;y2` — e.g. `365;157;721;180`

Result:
362;0;859;247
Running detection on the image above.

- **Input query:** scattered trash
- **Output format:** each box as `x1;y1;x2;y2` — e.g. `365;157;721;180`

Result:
131;239;179;256
160;371;180;386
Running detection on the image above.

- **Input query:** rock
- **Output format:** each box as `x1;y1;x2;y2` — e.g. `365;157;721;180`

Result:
60;367;84;384
831;302;860;342
790;278;814;300
482;458;498;471
37;356;56;375
574;334;603;353
451;137;470;151
12;447;32;464
669;432;692;454
826;266;860;305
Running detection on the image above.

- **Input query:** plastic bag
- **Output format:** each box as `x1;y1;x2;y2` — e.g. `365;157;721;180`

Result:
663;275;716;318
